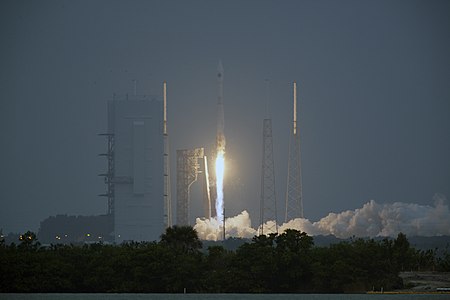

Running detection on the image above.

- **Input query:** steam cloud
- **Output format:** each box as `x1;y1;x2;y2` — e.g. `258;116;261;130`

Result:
194;194;450;240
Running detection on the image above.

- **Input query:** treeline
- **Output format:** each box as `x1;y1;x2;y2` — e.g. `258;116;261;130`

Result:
1;228;449;293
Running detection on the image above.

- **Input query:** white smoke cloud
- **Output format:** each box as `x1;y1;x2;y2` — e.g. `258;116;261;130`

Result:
194;194;450;240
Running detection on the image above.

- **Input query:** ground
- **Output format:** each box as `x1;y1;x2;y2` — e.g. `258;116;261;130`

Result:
399;272;450;292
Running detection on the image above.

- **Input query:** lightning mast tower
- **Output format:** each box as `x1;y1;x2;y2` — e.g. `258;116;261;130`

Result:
163;81;172;228
259;81;278;235
285;81;304;222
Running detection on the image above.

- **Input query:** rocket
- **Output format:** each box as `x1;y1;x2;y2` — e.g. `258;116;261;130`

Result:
216;60;226;152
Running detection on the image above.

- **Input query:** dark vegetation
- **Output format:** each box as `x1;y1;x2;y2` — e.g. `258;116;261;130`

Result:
1;228;449;293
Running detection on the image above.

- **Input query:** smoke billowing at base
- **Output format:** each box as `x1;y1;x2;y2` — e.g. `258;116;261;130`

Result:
194;194;450;241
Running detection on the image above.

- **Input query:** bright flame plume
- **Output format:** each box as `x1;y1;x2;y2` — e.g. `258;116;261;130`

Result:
215;149;225;224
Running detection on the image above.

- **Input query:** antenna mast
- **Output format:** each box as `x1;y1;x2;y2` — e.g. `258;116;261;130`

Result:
163;81;172;228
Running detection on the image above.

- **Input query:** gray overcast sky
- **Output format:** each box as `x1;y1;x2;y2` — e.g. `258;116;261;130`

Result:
1;0;449;233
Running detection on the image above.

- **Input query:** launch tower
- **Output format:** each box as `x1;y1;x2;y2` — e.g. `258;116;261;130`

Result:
285;82;304;221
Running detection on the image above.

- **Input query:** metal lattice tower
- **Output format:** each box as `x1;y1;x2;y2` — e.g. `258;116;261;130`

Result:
98;133;115;216
285;82;304;222
176;148;204;226
259;118;278;235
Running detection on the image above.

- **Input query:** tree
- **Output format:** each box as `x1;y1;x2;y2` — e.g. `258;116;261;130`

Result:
275;229;313;253
393;232;413;271
252;233;277;248
159;226;203;292
274;230;314;292
438;248;450;271
231;240;277;292
160;226;202;254
0;229;4;247
18;231;40;251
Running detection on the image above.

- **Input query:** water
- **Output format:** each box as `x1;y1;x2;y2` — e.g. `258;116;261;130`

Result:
0;294;449;300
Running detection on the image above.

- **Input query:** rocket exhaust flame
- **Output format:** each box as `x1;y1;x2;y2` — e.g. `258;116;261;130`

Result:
215;150;225;224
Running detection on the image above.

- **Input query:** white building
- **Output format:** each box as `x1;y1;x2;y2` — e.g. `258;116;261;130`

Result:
108;95;164;243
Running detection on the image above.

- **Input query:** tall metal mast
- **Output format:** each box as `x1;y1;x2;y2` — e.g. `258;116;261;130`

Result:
163;81;172;228
285;81;304;222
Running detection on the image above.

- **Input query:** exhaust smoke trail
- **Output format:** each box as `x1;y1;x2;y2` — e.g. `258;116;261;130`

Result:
195;211;256;241
195;194;450;240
